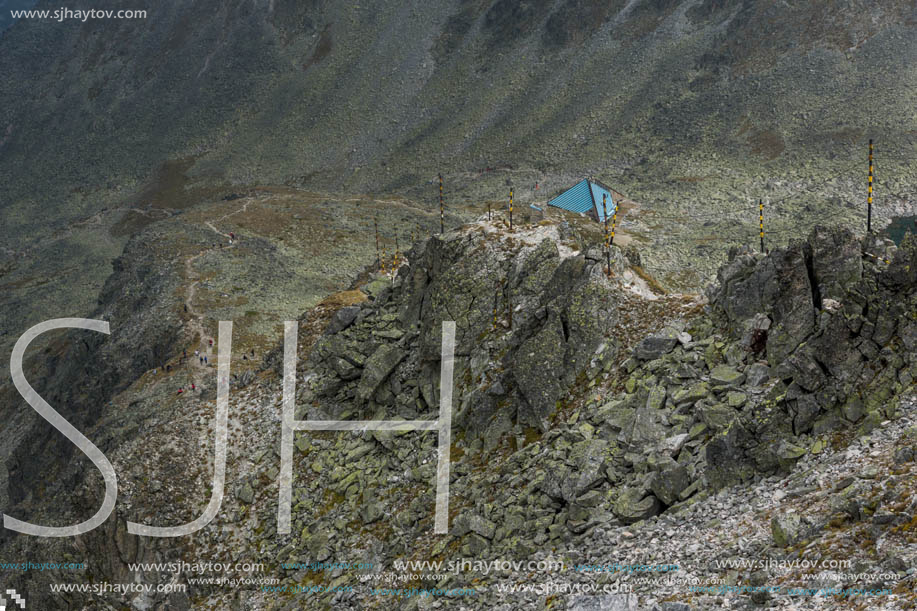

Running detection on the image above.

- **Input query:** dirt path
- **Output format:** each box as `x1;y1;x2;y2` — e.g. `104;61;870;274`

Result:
181;200;250;388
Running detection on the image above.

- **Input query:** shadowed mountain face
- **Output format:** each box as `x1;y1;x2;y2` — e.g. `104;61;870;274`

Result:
2;0;916;219
0;0;37;34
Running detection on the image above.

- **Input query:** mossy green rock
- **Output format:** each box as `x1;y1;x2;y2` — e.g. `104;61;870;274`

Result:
673;382;710;406
710;365;745;386
771;514;803;548
613;488;662;524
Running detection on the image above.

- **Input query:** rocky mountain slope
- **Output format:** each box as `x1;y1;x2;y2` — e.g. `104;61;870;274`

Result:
2;212;914;610
3;2;917;609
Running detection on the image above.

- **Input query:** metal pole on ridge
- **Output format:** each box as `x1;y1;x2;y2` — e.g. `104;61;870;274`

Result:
602;194;611;276
374;217;381;270
868;139;873;234
509;187;514;230
439;173;444;234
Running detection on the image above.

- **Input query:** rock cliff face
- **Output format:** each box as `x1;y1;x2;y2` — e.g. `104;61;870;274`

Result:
0;226;189;534
705;227;914;488
303;222;638;445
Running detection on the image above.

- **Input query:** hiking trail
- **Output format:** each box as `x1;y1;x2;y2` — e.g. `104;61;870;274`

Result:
183;200;251;388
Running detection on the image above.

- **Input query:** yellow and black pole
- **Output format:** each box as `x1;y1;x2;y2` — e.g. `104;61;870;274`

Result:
381;242;387;274
509;187;514;230
602;194;611;276
394;235;400;268
439;173;444;234
759;200;765;253
609;204;617;249
374;217;381;269
868;139;873;233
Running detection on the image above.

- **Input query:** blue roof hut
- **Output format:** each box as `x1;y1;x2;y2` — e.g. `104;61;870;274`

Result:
547;178;617;222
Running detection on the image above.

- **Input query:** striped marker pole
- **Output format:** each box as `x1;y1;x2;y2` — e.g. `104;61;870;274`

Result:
509;188;514;230
439;173;444;234
394;236;400;268
759;200;765;253
868;139;873;233
609;205;617;249
374;217;381;270
602;194;611;276
381;243;387;275
488;202;491;221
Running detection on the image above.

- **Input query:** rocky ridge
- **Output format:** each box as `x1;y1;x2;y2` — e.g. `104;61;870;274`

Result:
230;222;914;609
1;218;915;610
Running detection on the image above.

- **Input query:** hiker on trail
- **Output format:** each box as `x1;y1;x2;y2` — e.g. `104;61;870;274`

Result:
166;364;171;372
177;388;183;395
204;356;208;364
229;232;235;241
199;356;204;365
191;383;196;391
184;304;188;313
195;350;199;357
183;350;187;358
209;339;213;348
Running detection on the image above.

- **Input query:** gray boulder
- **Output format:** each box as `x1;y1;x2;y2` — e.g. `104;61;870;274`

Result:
613;487;662;524
709;364;745;387
634;327;680;360
356;344;405;402
561;440;610;501
745;362;771;386
451;512;497;539
771;513;807;547
651;465;690;506
326;305;361;334
809;225;863;301
513;315;567;427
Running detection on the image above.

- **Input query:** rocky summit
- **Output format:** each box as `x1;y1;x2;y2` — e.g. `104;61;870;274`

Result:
0;212;914;610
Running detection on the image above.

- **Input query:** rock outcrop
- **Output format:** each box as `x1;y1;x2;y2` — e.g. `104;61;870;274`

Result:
705;227;914;487
304;223;634;442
